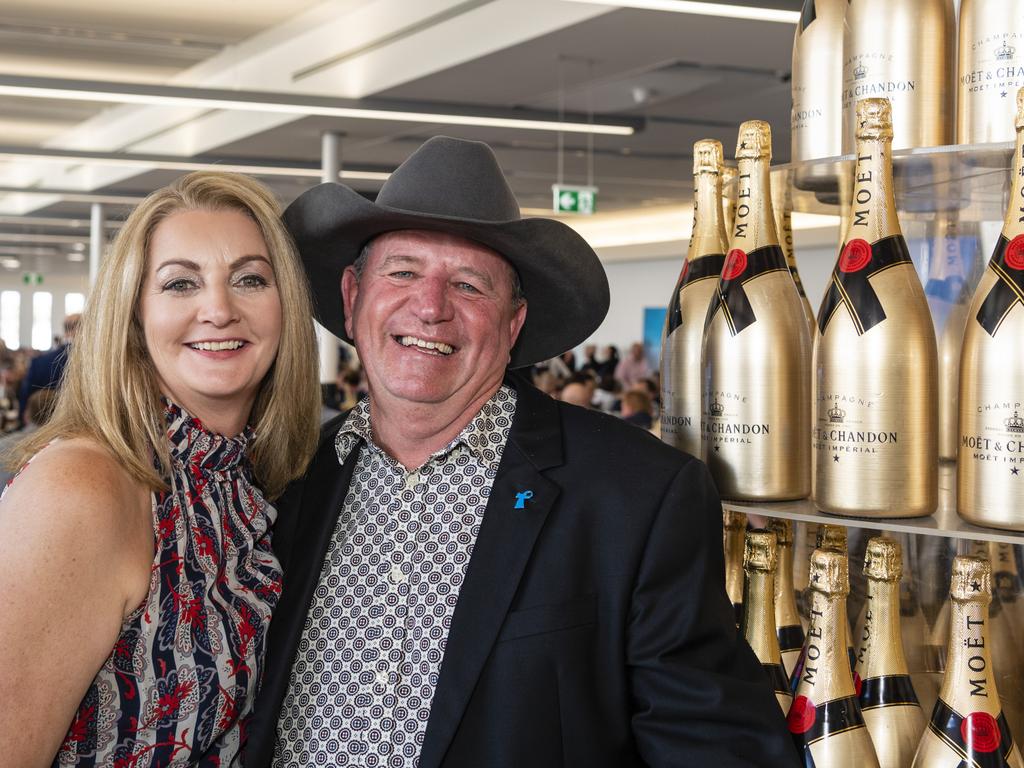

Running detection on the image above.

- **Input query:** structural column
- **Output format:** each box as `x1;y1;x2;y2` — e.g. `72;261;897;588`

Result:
317;132;343;387
89;202;105;287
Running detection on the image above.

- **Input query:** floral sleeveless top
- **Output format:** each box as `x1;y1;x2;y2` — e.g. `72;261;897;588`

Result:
45;401;283;766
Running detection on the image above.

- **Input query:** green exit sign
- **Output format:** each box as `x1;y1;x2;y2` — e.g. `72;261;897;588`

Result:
22;272;43;285
552;184;598;215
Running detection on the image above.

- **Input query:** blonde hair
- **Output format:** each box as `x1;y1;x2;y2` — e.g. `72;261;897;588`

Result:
12;172;320;499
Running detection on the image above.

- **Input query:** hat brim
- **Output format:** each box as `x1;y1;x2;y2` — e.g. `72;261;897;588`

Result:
284;183;610;369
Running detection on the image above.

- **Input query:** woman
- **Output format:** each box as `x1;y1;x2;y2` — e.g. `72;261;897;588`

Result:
0;172;320;766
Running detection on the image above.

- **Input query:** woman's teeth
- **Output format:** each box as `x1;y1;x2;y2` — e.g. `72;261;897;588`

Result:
190;340;244;351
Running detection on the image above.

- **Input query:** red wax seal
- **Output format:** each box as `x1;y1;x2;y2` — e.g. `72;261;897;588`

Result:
787;695;816;734
853;671;863;697
1006;235;1024;271
839;239;872;273
961;712;1001;753
722;249;748;280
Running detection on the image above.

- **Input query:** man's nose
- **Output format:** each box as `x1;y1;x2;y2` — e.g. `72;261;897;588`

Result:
412;277;454;323
197;284;240;326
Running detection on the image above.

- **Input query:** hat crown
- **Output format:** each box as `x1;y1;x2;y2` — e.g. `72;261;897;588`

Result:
376;136;522;223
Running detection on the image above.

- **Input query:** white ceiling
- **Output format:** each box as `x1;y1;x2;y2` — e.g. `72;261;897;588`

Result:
0;0;803;276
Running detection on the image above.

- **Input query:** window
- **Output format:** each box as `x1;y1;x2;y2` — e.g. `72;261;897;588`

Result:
1;291;19;350
64;292;85;315
31;291;52;351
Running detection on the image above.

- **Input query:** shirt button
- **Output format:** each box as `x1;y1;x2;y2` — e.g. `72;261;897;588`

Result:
405;472;419;490
376;670;388;686
389;565;407;584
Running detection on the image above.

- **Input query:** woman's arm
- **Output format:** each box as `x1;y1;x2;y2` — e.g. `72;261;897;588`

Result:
0;439;153;767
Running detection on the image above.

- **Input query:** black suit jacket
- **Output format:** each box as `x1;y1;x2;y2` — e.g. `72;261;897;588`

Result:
247;375;800;767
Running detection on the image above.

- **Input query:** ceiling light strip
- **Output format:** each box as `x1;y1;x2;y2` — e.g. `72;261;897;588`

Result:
0;74;635;136
559;0;800;24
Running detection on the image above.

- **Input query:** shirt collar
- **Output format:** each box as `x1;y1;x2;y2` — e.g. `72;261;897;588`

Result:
335;385;517;473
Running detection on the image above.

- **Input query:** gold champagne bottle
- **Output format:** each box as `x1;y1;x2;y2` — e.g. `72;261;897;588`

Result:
724;510;747;624
958;89;1024;531
813;98;939;518
854;537;926;768
789;549;881;767
661;141;729;456
911;556;1024;768
842;0;955;153
767;518;806;678
771;170;816;337
702;120;812;501
958;0;1024;144
924;215;972;462
791;0;846;190
989;541;1024;741
722;165;737;237
741;529;793;714
817;524;855;670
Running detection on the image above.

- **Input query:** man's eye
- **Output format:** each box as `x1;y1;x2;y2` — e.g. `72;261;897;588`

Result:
456;282;480;293
390;270;415;278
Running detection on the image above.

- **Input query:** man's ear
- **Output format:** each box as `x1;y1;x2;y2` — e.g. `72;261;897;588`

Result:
341;266;359;339
509;300;527;348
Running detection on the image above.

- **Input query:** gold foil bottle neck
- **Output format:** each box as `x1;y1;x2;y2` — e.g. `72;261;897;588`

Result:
1017;87;1024;131
743;530;778;573
766;518;793;546
863;537;902;582
816;524;847;552
723;510;746;531
950;555;992;604
735;120;772;161
809;548;849;597
855;98;894;141
694;139;724;175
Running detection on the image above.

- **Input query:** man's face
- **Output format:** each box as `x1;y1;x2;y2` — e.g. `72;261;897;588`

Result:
341;229;527;409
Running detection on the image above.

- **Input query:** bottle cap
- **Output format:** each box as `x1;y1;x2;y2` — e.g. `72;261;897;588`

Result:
723;510;746;530
950;555;992;604
1017;87;1024;130
864;537;902;582
855;98;894;141
694;139;724;175
809;548;849;597
766;517;793;546
816;524;847;552
743;530;778;572
735;120;772;161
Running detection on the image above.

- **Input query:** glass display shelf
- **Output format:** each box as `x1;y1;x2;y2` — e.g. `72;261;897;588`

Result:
723;464;1024;546
767;139;1016;222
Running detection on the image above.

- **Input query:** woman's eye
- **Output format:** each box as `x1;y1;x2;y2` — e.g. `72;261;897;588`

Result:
163;278;197;293
236;273;269;289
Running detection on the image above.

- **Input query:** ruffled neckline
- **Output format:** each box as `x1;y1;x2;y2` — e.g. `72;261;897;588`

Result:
163;398;252;473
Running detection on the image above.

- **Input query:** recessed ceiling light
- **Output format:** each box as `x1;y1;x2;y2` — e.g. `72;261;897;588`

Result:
560;0;800;24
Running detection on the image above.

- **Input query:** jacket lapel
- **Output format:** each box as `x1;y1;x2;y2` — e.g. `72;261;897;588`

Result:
418;376;563;768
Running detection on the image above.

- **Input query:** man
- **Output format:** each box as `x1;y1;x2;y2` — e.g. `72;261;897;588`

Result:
248;137;798;767
615;340;652;390
18;313;78;425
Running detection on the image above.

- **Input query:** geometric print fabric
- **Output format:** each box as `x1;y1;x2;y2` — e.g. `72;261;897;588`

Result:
274;386;517;767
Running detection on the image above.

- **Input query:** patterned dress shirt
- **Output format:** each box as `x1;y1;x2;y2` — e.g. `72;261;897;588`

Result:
274;386;517;767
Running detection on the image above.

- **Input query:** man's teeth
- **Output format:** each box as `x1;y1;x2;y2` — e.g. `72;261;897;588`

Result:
190;340;244;351
398;336;454;355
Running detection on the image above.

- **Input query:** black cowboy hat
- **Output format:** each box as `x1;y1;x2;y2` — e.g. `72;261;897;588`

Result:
282;136;610;369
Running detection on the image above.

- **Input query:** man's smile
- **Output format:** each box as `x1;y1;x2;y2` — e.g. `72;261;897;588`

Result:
394;335;456;356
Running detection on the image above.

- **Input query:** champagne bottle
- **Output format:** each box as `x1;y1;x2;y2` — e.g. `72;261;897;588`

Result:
724;510;747;624
791;0;846;190
767;518;806;678
741;529;792;714
813;98;939;518
702;120;812;501
771;169;816;338
989;541;1024;740
842;0;955;153
958;88;1024;531
958;0;1024;144
661;140;729;456
911;556;1024;768
722;165;738;237
817;524;855;670
789;549;881;767
855;537;926;768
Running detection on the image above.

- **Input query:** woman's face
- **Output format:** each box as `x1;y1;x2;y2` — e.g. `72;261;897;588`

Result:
139;208;282;433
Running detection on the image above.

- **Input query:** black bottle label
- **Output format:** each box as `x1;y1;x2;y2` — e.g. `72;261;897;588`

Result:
666;254;726;335
857;673;920;710
789;694;867;760
926;698;1017;767
976;235;1024;338
818;234;914;335
706;245;789;336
